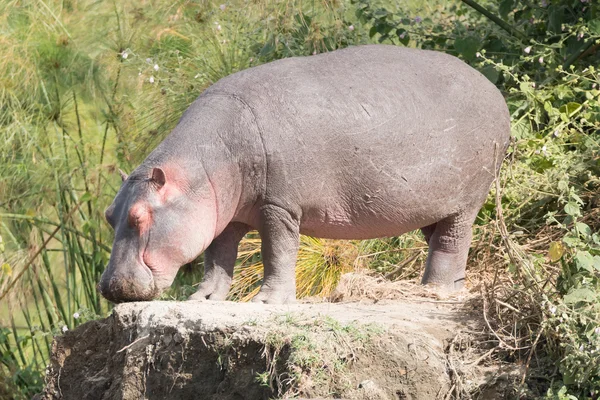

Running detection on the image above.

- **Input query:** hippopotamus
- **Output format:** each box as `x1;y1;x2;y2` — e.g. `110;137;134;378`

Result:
98;44;510;304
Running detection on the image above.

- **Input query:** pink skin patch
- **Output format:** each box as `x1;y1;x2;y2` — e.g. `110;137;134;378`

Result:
128;202;152;235
131;164;220;292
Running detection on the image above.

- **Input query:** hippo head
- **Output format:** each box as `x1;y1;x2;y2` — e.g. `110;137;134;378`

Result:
98;166;216;303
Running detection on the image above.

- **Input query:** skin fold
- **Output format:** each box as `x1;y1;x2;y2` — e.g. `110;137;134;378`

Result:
98;44;511;304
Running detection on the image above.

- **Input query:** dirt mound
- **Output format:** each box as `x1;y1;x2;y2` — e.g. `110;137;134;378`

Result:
36;281;517;399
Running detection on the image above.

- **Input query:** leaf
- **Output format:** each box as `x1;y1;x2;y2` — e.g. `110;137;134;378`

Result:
80;192;92;203
588;19;600;35
563;288;596;304
575;222;591;238
1;263;11;277
498;0;514;19
259;35;276;58
454;36;481;61
396;28;409;45
547;5;564;33
480;65;499;84
369;26;377;38
373;8;388;18
548;242;565;262
564;202;581;217
559;102;582;117
575;251;594;272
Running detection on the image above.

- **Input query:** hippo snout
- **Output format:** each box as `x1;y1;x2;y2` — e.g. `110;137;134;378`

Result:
98;267;158;303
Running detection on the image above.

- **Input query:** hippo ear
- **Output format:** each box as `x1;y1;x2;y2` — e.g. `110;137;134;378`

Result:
119;169;128;183
151;167;166;189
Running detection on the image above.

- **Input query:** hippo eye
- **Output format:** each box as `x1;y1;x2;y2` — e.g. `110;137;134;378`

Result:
128;211;140;229
127;205;150;232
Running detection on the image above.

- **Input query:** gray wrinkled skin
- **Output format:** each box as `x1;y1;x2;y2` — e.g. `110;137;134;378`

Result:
98;44;510;304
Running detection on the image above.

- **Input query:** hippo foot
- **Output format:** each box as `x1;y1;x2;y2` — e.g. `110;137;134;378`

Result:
188;278;231;301
422;277;466;294
251;286;297;304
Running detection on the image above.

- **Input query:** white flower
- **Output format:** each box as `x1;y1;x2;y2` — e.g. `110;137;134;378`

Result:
531;82;536;88
553;129;560;137
541;145;547;155
593;83;598;89
73;312;80;319
399;32;406;39
146;58;152;64
550;306;557;314
580;344;585;351
149;76;155;84
348;25;354;31
595;327;600;335
62;325;68;333
220;4;226;11
524;46;532;54
154;64;159;71
538;57;544;64
476;52;481;58
217;24;222;31
122;52;128;59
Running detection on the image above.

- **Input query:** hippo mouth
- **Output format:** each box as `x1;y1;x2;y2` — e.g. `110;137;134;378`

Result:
98;256;159;304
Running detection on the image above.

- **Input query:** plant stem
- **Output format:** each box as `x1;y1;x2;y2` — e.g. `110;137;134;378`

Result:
460;0;527;42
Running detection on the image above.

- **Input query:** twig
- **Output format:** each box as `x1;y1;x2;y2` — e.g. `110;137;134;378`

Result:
520;328;543;386
384;251;423;280
117;334;150;353
465;348;496;366
481;287;528;351
494;299;523;314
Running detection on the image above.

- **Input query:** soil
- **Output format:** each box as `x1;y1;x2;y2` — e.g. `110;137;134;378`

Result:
35;275;521;400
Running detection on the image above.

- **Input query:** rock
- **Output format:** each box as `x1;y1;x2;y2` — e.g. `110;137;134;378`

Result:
37;300;468;400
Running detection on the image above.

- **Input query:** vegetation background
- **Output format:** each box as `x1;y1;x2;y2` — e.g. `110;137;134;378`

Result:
0;0;598;398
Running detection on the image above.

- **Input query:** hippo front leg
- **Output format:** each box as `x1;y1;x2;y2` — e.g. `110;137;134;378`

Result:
252;204;300;304
189;222;250;301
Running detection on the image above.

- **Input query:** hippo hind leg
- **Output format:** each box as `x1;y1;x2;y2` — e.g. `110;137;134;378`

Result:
421;209;478;291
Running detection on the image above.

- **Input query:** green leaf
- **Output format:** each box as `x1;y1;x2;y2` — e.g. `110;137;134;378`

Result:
563;288;596;304
80;192;92;203
575;251;594;272
259;36;276;58
480;65;499;84
498;0;514;19
588;19;600;35
559;102;582;117
564;202;581;217
454;36;481;61
369;26;377;38
575;222;591;238
396;28;409;45
373;8;388;18
549;241;565;262
547;5;564;33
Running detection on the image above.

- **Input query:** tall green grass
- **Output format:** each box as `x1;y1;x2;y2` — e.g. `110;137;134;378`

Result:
0;0;374;397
